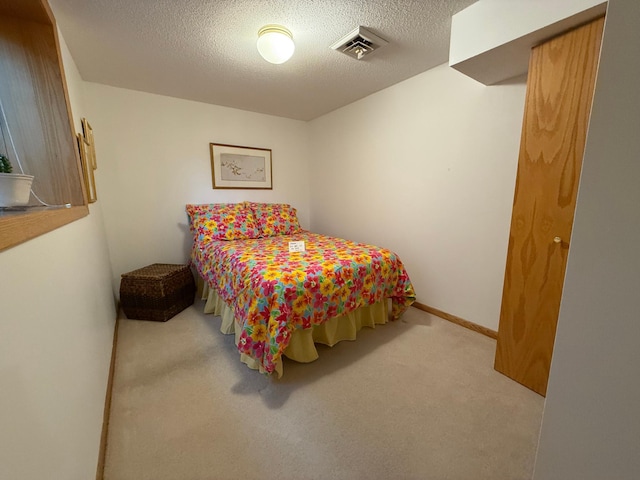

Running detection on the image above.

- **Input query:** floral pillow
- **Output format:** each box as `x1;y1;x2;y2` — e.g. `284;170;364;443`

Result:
185;203;261;242
247;202;302;237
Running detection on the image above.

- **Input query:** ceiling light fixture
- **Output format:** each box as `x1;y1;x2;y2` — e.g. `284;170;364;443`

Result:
257;25;294;64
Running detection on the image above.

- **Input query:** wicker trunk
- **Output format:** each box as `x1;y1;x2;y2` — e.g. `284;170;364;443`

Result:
120;264;196;321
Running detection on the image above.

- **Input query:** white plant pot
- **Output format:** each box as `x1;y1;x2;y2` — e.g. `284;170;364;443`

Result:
0;173;34;207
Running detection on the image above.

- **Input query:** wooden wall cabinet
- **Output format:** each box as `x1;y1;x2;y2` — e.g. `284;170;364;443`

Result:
0;0;88;251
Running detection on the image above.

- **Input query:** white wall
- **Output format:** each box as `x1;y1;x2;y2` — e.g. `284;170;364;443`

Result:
309;63;527;331
0;32;116;480
83;84;311;290
534;0;640;477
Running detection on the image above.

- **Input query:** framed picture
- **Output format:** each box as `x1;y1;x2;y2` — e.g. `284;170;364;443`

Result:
77;133;97;203
81;117;97;170
210;143;272;189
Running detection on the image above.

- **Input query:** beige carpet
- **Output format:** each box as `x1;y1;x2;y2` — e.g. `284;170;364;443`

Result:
104;302;543;480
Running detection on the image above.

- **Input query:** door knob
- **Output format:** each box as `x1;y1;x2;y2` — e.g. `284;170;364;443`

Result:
553;236;562;244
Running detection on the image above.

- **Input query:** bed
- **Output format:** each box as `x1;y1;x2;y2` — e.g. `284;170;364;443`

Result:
187;202;415;376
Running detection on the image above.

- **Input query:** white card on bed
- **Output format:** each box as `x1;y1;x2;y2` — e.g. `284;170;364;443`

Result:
288;240;306;253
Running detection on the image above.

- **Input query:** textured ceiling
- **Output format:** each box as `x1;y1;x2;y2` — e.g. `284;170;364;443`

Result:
49;0;476;121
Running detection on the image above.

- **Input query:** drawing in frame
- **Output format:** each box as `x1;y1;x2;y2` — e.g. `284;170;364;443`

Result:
210;143;272;189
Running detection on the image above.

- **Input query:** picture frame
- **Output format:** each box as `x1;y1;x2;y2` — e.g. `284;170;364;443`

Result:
210;143;272;189
81;117;97;170
77;133;97;203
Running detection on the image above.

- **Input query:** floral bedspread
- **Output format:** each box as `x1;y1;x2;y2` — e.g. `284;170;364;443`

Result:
191;231;415;374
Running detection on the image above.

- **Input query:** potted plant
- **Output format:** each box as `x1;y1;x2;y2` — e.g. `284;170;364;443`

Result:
0;153;34;207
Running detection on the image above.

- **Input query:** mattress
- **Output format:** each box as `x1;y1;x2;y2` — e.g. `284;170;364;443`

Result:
191;231;415;375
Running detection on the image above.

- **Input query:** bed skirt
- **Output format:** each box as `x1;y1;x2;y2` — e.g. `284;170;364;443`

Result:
199;281;389;377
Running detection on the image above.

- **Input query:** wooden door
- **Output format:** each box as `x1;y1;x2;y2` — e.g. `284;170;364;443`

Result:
494;17;604;397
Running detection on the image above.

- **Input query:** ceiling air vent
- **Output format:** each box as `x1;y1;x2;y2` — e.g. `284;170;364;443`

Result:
330;26;388;60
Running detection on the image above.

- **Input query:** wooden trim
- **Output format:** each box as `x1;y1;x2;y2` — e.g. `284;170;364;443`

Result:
96;313;120;480
0;205;88;251
412;302;498;339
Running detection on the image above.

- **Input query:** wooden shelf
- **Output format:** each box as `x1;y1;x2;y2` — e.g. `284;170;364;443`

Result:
0;206;89;251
